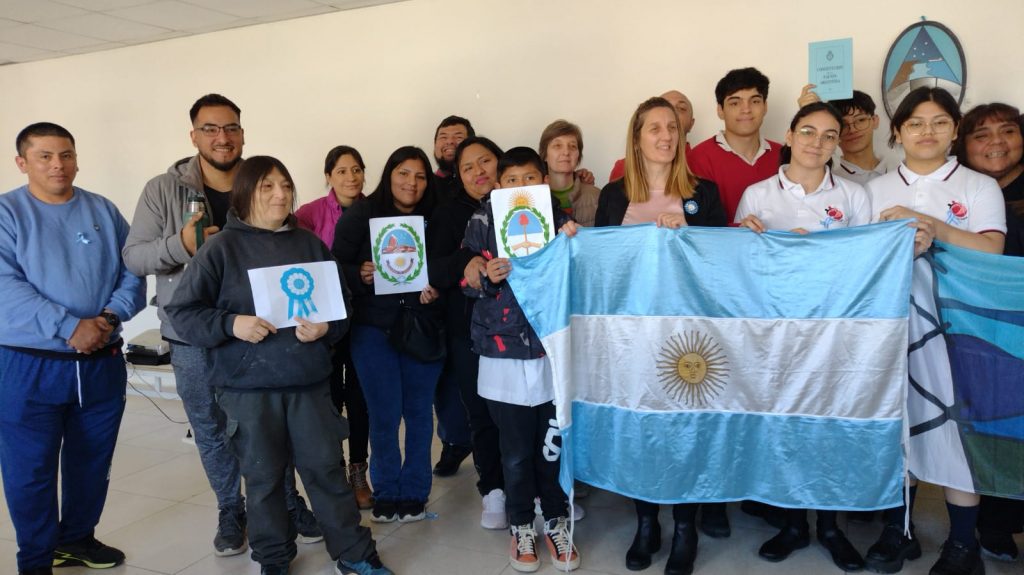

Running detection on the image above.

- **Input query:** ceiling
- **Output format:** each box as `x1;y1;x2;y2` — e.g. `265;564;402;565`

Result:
0;0;401;66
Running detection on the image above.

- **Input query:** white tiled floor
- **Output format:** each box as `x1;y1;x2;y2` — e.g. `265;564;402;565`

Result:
1;383;1021;575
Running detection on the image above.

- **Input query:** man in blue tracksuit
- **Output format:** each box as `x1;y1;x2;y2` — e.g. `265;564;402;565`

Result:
0;122;146;575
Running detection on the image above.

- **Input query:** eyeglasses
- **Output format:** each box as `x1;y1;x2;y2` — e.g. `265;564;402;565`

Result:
843;115;873;133
196;123;242;137
794;127;839;148
902;118;955;136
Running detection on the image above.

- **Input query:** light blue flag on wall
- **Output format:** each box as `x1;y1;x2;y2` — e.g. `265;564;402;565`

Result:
507;222;916;510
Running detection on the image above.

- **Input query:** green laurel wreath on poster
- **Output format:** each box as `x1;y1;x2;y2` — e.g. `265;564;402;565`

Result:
499;206;550;258
372;222;425;284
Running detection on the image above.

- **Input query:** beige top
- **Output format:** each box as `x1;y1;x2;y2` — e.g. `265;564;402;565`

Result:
622;188;685;225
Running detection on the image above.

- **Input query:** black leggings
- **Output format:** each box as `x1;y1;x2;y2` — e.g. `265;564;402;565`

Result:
329;334;370;464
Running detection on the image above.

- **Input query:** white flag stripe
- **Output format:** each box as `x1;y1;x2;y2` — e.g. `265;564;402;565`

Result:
545;314;907;421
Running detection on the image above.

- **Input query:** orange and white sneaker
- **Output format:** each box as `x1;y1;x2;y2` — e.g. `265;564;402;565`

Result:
543;517;580;571
508;523;540;572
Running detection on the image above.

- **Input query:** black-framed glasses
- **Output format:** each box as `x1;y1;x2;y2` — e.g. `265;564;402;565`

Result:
196;123;242;137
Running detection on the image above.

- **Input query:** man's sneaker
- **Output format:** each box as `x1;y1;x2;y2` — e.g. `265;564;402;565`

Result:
261;564;290;575
371;500;398;523
52;537;125;569
433;443;472;477
348;462;373;510
213;506;247;556
289;495;323;544
930;540;985;575
542;517;580;571
865;523;922;573
19;567;53;575
979;529;1019;562
534;497;585;521
481;488;509;529
336;552;394;575
509;523;540;572
397;500;426;523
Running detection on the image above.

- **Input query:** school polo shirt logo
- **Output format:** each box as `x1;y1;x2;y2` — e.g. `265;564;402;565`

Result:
372;223;425;284
946;200;968;226
820;206;845;229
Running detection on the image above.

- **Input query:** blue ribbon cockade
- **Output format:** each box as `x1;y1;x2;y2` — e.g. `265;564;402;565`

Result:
280;267;318;319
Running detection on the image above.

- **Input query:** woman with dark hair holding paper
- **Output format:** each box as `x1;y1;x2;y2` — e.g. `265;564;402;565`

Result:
596;96;726;575
332;145;444;524
166;156;392;575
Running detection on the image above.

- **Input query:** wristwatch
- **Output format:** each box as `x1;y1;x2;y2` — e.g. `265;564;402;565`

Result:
100;311;121;329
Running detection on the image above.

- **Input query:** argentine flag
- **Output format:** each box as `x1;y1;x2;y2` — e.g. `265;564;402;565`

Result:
507;222;916;509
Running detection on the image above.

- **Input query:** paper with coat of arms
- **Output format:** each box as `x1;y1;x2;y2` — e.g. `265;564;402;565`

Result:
490;184;556;259
369;215;428;295
248;261;347;329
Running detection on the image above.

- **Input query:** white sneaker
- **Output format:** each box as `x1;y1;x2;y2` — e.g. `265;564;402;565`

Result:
534;497;586;521
481;489;508;529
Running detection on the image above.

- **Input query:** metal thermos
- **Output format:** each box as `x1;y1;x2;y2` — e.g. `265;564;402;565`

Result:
183;188;209;250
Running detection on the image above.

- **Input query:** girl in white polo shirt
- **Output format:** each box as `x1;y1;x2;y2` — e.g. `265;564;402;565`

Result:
735;102;871;573
865;86;1006;575
736;102;871;234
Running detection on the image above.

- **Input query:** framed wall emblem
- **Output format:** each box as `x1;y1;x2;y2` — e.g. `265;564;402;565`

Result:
881;20;966;119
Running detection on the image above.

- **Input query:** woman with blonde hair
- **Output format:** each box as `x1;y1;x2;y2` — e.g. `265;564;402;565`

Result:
595;96;726;575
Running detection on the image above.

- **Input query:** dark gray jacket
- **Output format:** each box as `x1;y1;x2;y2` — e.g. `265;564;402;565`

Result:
166;212;349;390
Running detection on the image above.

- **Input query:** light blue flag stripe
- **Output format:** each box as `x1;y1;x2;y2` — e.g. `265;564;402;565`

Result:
509;221;916;341
561;403;905;509
933;241;1024;312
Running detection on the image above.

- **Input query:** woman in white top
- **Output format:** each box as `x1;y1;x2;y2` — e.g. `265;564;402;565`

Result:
864;86;1006;575
737;102;869;573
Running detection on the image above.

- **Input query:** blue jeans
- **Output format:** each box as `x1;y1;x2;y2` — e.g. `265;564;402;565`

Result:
0;347;126;571
350;325;443;503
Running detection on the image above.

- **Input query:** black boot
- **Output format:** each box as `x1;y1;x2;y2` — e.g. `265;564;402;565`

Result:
699;502;730;538
626;510;662;571
759;525;810;562
665;521;698;575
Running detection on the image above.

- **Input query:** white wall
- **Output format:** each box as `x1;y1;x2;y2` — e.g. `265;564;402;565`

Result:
2;0;1022;338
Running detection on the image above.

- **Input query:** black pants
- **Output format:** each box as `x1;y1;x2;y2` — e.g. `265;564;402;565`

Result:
328;334;369;464
783;508;838;532
635;500;698;523
487;399;565;525
979;494;1024;534
450;335;504;495
218;383;374;568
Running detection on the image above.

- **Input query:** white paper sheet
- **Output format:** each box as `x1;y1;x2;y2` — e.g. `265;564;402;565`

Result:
248;260;347;329
369;215;429;295
490;184;556;258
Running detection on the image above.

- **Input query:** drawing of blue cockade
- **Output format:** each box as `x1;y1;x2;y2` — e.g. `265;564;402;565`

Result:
280;267;318;319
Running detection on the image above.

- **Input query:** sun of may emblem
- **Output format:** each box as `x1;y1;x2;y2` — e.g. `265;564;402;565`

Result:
500;191;550;258
656;331;729;407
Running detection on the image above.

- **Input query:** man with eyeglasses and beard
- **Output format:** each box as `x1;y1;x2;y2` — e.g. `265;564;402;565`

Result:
123;94;322;561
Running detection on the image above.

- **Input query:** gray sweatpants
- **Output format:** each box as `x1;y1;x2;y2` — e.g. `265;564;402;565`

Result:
217;382;375;568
